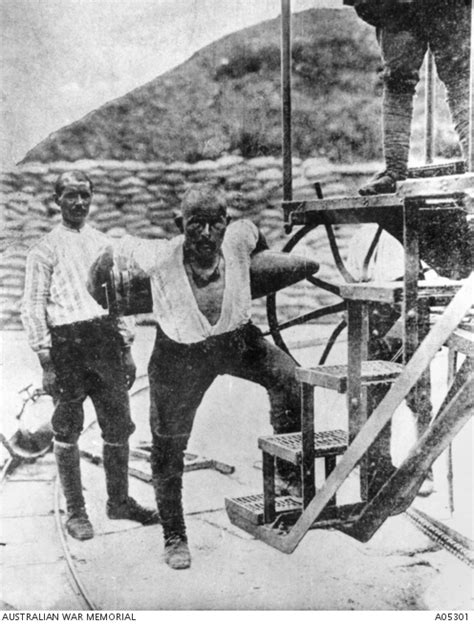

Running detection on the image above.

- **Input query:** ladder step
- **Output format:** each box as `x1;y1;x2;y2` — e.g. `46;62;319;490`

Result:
296;360;403;392
225;493;300;525
258;430;348;464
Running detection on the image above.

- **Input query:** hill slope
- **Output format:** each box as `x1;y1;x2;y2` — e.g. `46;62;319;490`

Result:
22;9;384;164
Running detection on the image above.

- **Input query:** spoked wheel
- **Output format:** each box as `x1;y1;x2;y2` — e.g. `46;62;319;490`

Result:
265;222;362;366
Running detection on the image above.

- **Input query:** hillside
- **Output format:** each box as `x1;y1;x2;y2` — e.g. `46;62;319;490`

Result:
20;8;459;165
21;9;382;164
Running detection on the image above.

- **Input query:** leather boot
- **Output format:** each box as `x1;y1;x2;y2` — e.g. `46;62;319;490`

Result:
360;91;413;196
54;441;94;540
103;442;160;525
154;471;190;570
164;535;191;570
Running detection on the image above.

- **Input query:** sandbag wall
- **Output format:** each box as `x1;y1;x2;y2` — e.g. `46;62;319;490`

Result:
0;156;378;330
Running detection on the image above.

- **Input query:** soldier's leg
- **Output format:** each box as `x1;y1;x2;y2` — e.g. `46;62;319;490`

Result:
50;330;93;540
360;22;427;195
428;1;471;159
221;323;301;495
148;335;216;569
85;321;159;525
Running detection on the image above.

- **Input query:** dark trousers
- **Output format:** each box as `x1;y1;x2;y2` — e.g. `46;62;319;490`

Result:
50;318;135;444
148;322;300;541
376;0;470;171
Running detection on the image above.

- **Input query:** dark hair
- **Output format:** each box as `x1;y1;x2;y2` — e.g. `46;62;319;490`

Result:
180;183;227;217
54;170;94;196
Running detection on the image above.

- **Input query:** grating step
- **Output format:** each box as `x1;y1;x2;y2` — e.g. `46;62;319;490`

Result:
258;430;347;465
225;493;301;525
296;360;403;392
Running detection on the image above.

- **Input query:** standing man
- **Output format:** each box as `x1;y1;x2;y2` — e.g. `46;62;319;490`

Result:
344;0;470;195
92;183;301;570
21;170;159;541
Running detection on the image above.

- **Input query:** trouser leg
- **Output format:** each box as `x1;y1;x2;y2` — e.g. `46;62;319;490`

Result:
220;324;300;433
378;25;426;179
428;1;471;160
359;24;426;195
148;333;215;543
220;324;301;486
83;322;145;514
87;324;136;446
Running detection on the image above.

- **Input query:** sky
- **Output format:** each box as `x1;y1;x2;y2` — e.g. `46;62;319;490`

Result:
0;0;347;166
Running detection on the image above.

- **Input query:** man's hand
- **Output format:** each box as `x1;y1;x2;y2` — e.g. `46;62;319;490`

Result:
122;347;136;390
38;350;57;396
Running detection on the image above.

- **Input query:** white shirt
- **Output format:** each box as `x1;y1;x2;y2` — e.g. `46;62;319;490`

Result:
117;220;259;343
21;223;134;351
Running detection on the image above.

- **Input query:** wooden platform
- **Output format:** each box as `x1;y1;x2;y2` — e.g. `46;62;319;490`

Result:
339;281;465;305
282;172;474;226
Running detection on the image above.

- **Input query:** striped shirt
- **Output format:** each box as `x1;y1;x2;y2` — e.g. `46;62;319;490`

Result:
116;220;259;343
21;223;134;352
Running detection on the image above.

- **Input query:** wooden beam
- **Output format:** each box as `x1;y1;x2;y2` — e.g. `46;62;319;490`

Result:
339;281;464;304
301;382;316;508
403;200;419;361
396;173;474;198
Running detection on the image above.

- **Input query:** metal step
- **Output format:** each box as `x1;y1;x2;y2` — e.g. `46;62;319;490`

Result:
258;430;347;465
296;360;403;392
225;493;301;525
225;493;364;529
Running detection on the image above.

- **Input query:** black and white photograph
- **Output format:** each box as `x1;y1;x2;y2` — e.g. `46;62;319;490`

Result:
1;0;473;614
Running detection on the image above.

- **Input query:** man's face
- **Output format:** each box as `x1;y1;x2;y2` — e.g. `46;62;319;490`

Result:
182;203;227;264
55;177;92;229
